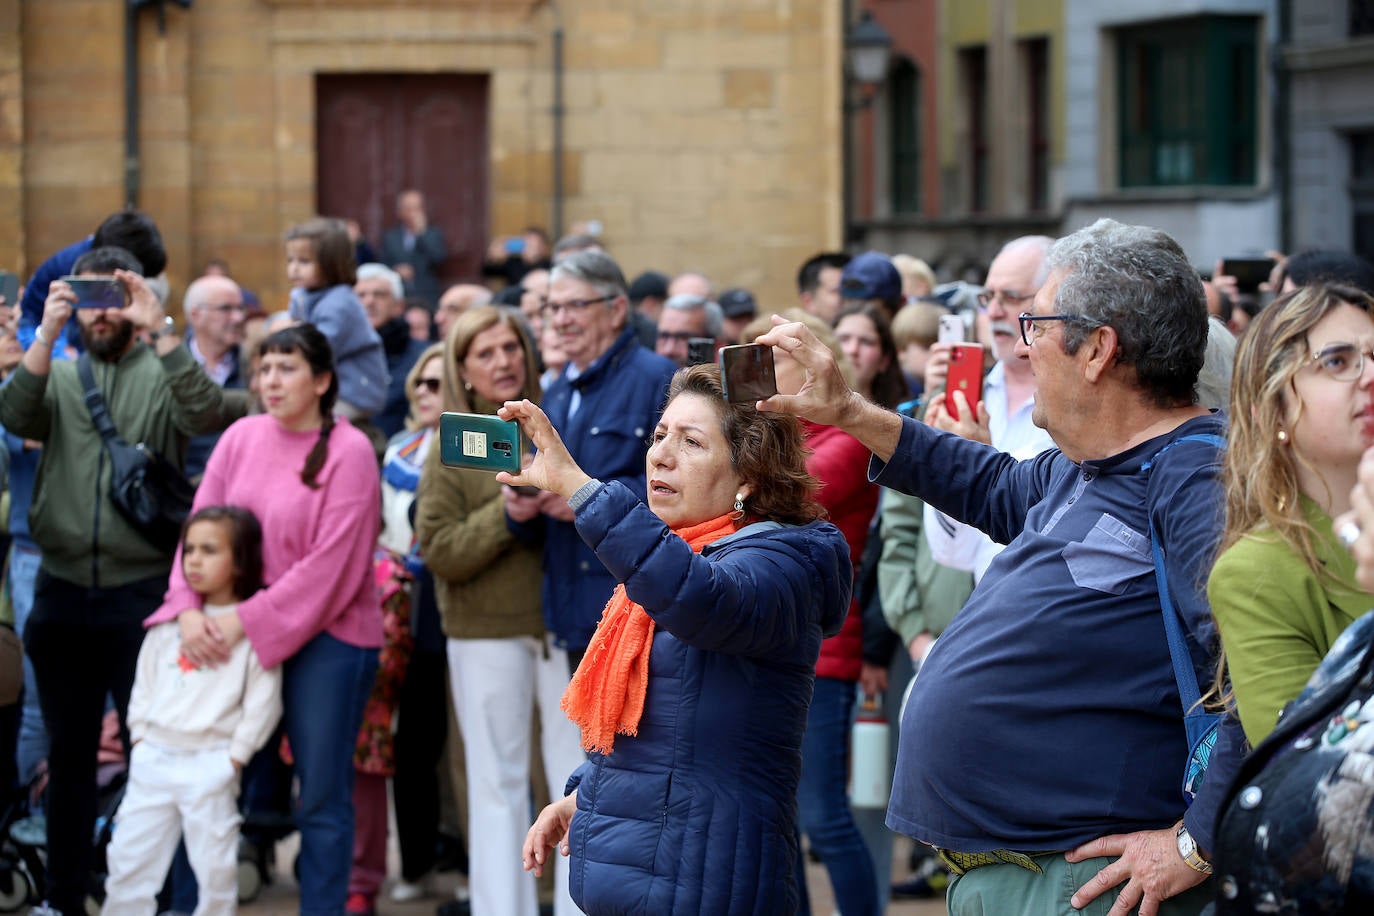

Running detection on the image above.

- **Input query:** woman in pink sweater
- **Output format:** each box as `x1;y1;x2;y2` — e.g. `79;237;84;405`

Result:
145;323;383;915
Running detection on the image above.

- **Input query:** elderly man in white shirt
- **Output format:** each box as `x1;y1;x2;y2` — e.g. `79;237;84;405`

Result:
923;236;1056;583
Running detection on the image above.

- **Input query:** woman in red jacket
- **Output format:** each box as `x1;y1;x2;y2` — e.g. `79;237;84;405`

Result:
747;309;881;915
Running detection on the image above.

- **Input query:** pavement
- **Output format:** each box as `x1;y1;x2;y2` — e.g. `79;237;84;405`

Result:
226;833;949;915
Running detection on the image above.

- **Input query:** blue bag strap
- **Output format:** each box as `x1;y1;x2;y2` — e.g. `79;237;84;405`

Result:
1143;433;1226;738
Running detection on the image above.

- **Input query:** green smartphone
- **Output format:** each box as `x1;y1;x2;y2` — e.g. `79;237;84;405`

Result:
439;412;522;474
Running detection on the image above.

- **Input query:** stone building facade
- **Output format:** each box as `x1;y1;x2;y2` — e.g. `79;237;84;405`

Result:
0;0;841;312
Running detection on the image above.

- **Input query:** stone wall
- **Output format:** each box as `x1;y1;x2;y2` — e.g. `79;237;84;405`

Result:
3;0;840;313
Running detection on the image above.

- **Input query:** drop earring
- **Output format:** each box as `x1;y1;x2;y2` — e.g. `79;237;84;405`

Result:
731;493;745;522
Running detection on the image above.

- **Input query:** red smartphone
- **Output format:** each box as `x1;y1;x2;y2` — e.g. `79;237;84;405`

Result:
943;343;984;421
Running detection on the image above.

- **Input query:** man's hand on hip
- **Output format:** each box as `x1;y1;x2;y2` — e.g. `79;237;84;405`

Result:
1066;824;1208;915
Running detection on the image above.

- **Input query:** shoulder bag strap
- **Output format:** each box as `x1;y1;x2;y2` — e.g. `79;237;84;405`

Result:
1143;433;1227;720
77;354;124;447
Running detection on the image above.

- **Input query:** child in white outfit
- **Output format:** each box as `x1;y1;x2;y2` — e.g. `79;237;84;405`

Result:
102;507;282;916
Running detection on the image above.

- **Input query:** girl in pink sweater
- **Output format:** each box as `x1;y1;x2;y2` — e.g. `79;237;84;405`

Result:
145;323;383;914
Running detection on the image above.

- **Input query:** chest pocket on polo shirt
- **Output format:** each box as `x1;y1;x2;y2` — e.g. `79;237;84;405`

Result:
587;419;650;478
1061;513;1151;595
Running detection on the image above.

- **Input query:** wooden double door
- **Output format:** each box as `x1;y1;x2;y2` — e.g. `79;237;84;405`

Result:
316;73;490;285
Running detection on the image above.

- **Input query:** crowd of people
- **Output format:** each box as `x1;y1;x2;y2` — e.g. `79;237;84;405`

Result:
4;192;1374;916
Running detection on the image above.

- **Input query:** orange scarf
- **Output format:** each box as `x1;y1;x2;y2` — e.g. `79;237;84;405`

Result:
561;512;740;754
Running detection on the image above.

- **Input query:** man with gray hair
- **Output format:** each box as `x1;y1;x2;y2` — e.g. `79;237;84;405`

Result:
505;250;676;666
654;294;724;367
182;272;248;478
357;262;430;437
435;282;493;343
758;219;1239;915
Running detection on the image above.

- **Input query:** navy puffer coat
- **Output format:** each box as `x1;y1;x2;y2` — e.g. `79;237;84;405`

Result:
564;480;852;915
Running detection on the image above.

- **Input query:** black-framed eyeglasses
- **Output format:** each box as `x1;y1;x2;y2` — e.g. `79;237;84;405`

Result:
1018;312;1100;346
540;295;614;318
204;303;245;314
978;288;1036;310
413;377;442;394
1308;342;1374;382
656;331;698;344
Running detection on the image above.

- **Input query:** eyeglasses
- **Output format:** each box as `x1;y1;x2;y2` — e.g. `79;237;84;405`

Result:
656;331;698;344
414;377;442;394
204;303;245;314
1308;342;1374;382
540;295;614;318
978;288;1036;310
1018;312;1101;346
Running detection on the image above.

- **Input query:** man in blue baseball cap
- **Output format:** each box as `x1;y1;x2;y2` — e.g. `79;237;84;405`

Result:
840;251;904;320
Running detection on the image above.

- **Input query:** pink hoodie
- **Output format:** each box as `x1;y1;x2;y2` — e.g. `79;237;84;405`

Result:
145;414;383;669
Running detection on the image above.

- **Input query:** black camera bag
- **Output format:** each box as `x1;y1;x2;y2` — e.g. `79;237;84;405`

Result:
78;355;194;553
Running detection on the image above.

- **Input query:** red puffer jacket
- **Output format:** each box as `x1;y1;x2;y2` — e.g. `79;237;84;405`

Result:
802;420;878;682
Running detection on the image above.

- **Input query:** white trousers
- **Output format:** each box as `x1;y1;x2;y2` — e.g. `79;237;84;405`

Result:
101;742;241;916
447;635;586;916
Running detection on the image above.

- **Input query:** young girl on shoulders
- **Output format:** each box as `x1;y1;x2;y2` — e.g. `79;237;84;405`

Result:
286;217;389;423
102;506;282;916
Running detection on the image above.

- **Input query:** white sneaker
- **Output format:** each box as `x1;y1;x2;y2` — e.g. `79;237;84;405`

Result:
388;879;430;903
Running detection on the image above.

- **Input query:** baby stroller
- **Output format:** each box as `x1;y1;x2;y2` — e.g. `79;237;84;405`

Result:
0;760;127;915
0;770;44;913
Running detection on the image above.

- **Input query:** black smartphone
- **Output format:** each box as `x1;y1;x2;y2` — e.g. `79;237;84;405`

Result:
1219;257;1276;293
0;271;18;307
60;276;125;309
512;485;540;497
687;337;716;366
718;344;778;403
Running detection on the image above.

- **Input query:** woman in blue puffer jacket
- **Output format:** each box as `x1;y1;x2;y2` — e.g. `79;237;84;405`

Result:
510;363;851;915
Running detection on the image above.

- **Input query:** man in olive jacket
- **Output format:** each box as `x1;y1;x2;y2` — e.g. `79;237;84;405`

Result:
0;246;245;915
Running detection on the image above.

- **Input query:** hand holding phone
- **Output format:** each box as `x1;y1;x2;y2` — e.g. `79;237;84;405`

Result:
943;343;984;421
1218;257;1277;293
718;344;778;403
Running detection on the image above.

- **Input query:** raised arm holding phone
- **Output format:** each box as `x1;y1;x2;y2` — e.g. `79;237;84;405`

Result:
756;220;1238;916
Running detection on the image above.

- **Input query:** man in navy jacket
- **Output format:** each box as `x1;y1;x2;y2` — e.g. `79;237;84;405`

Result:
507;250;676;668
759;219;1239;916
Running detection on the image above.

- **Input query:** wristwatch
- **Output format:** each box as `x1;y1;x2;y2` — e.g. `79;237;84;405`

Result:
1175;822;1213;874
149;315;177;341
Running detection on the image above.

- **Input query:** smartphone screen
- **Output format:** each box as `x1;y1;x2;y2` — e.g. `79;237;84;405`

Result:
1219;258;1276;293
60;276;125;309
0;272;18;307
937;315;965;345
943;343;984;421
718;344;778;403
686;337;716;366
438;412;522;474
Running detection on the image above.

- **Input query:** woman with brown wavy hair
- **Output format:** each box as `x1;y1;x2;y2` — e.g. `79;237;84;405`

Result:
516;363;852;915
1210;283;1374;744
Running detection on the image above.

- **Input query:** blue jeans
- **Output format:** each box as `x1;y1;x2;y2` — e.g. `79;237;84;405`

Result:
796;676;879;916
284;632;378;916
11;545;47;785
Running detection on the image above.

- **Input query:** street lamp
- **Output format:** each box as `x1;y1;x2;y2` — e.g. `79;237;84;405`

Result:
846;12;893;104
842;10;893;247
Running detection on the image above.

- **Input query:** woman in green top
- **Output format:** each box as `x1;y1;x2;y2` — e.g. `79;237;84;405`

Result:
1210;283;1374;745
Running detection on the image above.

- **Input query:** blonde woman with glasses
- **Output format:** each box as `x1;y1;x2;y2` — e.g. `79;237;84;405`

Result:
1210;283;1374;745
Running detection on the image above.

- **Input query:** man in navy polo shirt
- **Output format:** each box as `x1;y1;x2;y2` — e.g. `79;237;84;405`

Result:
759;219;1240;916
